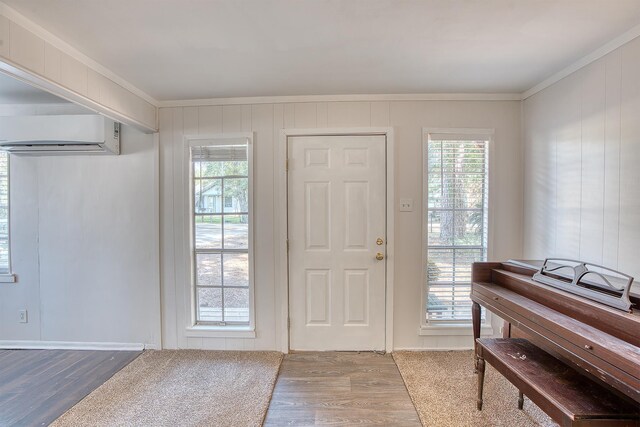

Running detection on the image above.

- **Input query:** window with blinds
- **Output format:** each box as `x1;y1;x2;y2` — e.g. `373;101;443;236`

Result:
191;139;252;326
424;134;489;322
0;152;9;275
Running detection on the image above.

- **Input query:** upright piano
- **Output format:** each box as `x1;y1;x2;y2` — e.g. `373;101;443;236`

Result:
471;259;640;407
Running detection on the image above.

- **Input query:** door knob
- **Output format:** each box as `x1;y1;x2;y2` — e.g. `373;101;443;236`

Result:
376;238;384;245
376;252;384;261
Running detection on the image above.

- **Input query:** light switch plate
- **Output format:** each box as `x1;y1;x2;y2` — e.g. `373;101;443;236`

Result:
399;198;414;212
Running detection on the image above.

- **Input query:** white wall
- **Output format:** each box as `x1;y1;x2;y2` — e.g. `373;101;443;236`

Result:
0;123;161;348
523;36;640;280
160;100;523;351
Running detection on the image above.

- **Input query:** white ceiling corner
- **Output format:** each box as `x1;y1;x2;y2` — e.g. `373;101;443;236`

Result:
0;1;159;106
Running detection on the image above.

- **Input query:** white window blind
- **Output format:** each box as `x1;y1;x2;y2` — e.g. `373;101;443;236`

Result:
0;152;9;274
424;136;488;322
191;141;252;326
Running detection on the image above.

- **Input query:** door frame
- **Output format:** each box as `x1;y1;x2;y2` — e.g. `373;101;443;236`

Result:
276;128;395;353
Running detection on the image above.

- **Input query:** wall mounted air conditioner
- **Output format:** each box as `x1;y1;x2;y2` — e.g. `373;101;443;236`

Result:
0;114;120;155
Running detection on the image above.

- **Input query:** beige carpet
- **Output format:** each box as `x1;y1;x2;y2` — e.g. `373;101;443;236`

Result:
394;350;557;427
52;350;283;427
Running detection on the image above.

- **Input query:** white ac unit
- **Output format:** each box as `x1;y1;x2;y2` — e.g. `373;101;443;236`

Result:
0;114;120;155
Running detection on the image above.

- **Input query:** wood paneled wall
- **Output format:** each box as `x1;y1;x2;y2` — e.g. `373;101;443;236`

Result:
160;99;523;350
0;125;161;348
523;36;640;278
0;10;157;131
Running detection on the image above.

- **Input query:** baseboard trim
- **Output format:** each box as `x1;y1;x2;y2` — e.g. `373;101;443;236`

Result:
392;346;474;351
0;340;145;351
143;343;161;350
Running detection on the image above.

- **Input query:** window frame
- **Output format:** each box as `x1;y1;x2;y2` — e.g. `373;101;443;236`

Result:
186;133;255;332
0;152;14;283
420;128;494;333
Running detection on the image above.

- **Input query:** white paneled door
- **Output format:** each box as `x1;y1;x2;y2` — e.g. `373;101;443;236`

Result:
288;135;387;351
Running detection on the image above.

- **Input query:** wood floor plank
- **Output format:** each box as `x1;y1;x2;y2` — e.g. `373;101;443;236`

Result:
314;408;422;426
350;373;414;393
1;377;80;426
269;391;418;411
264;408;318;426
274;376;352;393
0;350;51;376
0;349;141;427
0;351;87;394
265;352;421;426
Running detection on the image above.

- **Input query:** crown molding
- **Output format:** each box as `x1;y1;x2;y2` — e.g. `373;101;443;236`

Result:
0;1;159;107
159;92;522;107
3;0;637;108
522;23;640;100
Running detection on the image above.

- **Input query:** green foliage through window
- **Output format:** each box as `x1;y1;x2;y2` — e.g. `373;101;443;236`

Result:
191;142;251;326
425;138;488;322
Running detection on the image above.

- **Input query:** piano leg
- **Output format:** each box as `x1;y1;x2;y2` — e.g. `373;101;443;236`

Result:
518;391;524;410
472;301;481;372
477;354;486;410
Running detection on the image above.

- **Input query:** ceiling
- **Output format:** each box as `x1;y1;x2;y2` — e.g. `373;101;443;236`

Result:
4;0;640;101
0;72;67;104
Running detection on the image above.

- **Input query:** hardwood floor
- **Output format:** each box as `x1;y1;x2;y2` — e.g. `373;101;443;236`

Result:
265;352;421;426
0;349;141;426
2;349;418;426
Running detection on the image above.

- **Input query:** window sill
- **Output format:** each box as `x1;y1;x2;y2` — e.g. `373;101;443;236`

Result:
0;274;16;283
185;325;256;339
418;323;493;336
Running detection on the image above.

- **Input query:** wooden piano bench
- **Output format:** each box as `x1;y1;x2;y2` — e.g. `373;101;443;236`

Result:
475;338;640;427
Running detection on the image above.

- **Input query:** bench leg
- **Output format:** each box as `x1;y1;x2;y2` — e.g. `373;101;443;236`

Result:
476;357;486;410
518;391;524;410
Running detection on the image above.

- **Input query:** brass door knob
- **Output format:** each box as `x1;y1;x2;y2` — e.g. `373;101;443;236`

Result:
376;252;384;261
376;238;384;245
